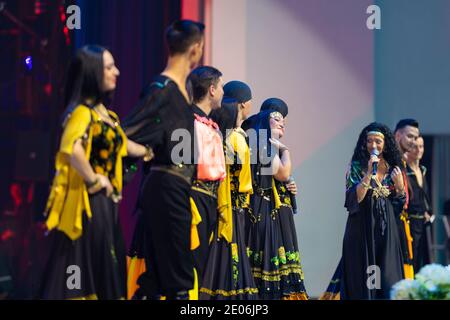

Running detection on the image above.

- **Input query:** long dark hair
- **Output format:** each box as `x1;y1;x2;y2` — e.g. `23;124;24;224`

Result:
351;122;403;171
62;45;112;121
210;97;239;138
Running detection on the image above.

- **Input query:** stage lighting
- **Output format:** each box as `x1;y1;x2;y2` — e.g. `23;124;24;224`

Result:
24;55;32;71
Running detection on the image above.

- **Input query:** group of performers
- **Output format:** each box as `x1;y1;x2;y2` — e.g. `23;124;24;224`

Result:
321;119;433;300
39;19;432;300
40;20;306;300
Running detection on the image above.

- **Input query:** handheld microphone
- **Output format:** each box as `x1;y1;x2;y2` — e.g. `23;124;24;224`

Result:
287;176;298;214
371;148;380;176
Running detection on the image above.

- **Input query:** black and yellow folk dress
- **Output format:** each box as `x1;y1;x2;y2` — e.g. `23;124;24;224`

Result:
246;163;308;300
273;179;308;300
199;128;258;300
321;161;405;300
41;104;128;299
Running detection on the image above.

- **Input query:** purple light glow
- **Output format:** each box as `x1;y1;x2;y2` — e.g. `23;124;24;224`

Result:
25;56;32;71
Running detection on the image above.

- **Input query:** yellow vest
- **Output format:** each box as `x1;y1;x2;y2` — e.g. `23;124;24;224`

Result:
45;105;127;240
217;128;253;243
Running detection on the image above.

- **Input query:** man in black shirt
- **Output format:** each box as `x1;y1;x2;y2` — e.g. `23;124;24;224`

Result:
406;136;432;272
123;20;205;300
394;118;420;278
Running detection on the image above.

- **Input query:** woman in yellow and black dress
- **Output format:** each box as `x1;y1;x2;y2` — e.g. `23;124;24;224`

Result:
199;98;258;300
244;110;307;300
41;45;150;299
259;98;307;300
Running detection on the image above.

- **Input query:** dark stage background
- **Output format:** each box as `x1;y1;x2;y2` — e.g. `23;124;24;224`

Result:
1;0;448;300
0;0;186;298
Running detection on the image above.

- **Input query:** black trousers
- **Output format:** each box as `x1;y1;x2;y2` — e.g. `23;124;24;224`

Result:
410;215;430;272
137;171;194;297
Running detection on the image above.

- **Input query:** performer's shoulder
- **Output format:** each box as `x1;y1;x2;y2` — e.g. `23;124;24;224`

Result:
140;75;174;98
72;103;91;113
348;160;362;170
68;104;92;121
346;160;363;183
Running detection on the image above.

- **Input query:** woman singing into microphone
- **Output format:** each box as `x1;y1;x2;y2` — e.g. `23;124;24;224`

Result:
322;122;407;300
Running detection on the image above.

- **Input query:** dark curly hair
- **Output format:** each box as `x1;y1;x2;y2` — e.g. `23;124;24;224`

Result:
351;122;403;171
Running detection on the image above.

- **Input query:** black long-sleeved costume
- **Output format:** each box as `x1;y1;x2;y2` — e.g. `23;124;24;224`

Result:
123;75;195;298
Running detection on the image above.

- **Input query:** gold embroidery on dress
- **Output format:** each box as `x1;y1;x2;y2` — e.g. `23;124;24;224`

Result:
370;176;391;199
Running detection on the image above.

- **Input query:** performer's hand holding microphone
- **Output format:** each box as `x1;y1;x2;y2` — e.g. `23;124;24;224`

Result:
286;176;298;214
369;148;380;177
270;137;298;214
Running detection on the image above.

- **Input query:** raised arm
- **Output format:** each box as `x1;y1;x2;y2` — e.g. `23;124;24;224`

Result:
269;138;291;182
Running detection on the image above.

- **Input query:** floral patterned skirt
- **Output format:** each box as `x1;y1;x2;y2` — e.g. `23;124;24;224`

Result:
199;208;258;300
246;195;308;300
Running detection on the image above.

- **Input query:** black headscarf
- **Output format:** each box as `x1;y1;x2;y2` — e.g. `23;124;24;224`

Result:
260;97;288;117
223;80;252;103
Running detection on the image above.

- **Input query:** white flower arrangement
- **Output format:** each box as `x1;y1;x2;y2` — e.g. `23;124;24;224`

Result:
391;264;450;300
